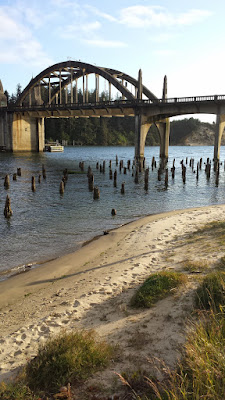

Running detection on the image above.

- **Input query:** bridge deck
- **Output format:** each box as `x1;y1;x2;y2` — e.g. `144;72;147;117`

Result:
5;94;225;119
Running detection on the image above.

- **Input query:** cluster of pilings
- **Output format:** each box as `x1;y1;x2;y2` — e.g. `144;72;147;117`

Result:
2;164;47;218
3;154;225;220
70;154;225;206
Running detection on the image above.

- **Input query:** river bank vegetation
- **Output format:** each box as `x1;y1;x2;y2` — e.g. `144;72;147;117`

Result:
44;116;216;147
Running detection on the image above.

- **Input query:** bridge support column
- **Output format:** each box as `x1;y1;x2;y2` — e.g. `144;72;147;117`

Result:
214;114;225;160
155;118;170;160
12;113;45;151
135;113;152;162
0;110;13;150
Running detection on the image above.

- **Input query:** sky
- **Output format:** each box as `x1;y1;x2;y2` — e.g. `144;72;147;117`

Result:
0;0;224;122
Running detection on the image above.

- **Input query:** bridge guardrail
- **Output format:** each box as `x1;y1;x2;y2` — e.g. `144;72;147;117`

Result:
5;94;225;112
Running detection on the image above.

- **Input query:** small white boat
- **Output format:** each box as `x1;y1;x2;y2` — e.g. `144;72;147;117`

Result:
44;143;64;152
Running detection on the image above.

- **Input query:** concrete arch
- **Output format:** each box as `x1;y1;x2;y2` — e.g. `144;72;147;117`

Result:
16;61;158;106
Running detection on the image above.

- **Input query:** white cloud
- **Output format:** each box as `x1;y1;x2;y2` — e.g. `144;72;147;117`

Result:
119;6;212;28
84;5;117;22
0;7;52;66
0;9;27;39
177;9;212;25
60;21;101;39
84;39;127;48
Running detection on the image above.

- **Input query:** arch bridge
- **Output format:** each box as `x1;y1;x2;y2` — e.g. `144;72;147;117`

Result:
1;60;225;161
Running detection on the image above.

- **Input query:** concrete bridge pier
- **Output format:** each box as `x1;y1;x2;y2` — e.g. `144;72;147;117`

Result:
214;114;225;160
0;110;13;150
0;111;45;152
155;118;170;160
11;113;45;152
134;112;152;162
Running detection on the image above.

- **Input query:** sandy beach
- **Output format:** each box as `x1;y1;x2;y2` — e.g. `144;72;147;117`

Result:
0;204;225;396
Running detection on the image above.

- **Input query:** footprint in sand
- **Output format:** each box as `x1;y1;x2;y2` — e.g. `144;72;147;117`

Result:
14;350;23;357
38;324;50;335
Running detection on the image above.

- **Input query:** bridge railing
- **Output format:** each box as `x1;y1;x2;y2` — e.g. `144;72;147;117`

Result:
5;94;225;112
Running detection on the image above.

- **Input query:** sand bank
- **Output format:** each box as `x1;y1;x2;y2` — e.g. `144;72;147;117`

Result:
0;204;225;388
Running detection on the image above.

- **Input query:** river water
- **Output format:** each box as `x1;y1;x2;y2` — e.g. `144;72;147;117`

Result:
0;145;225;280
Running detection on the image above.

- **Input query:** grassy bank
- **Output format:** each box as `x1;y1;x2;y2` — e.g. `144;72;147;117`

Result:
0;330;113;399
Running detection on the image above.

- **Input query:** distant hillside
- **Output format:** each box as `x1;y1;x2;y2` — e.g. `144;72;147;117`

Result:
170;118;216;145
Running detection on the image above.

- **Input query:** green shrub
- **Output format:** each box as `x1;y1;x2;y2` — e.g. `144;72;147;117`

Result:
131;271;187;308
0;380;37;400
25;330;113;394
195;271;225;311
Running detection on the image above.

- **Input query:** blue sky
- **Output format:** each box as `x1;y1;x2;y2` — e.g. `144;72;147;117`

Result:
0;0;224;122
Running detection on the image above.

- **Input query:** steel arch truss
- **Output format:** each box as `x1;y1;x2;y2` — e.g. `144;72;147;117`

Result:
16;61;158;106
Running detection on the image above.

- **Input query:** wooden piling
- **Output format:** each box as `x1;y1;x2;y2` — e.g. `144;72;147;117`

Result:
151;157;155;170
134;170;139;184
31;176;36;192
60;181;64;194
116;155;118;166
165;168;168;187
182;165;186;183
143;157;145;169
121;182;125;194
42;164;46;179
205;162;211;179
215;163;219;185
157;169;161;181
111;208;117;216
4;175;10;189
113;170;117;187
144;168;149;191
4;195;13;218
119;160;123;172
171;166;175;179
13;173;17;181
144;168;149;184
93;186;100;199
79;161;84;171
17;168;21;176
38;175;41;183
88;174;94;191
87;166;92;178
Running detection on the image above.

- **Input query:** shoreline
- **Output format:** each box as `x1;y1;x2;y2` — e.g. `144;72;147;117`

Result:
1;203;225;386
0;206;196;309
0;204;222;309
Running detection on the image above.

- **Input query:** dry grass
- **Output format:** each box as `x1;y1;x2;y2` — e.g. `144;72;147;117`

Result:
182;260;209;273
